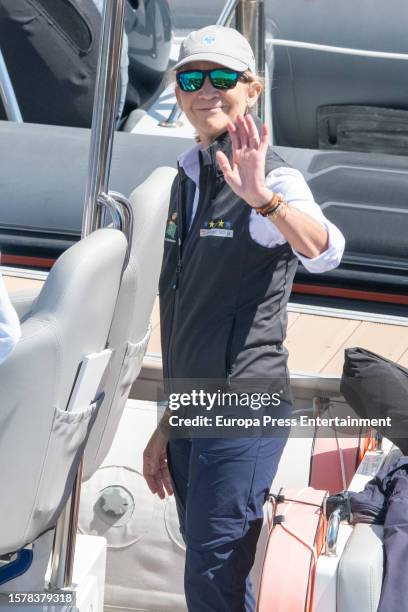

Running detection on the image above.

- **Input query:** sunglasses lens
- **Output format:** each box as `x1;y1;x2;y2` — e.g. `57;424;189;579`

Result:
177;71;204;92
210;70;240;89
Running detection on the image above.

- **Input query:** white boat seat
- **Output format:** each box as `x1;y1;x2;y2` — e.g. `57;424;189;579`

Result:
337;523;383;612
82;167;176;480
0;228;127;555
10;288;42;320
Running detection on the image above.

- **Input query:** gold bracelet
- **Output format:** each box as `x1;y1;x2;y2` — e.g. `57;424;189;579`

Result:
255;192;285;217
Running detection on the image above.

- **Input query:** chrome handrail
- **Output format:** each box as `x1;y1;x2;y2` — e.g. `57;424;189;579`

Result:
98;192;123;230
49;461;83;589
49;0;131;593
99;190;134;267
236;0;265;121
217;0;240;26
0;48;23;122
82;0;128;238
268;38;408;60
326;507;341;556
374;430;384;453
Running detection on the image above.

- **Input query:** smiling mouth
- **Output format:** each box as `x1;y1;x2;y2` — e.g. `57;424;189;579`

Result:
195;107;226;111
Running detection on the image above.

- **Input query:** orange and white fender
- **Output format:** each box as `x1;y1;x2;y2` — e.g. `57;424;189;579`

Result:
257;487;328;612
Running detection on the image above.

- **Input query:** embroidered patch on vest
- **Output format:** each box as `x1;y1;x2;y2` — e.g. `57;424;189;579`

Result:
165;212;177;243
200;218;234;238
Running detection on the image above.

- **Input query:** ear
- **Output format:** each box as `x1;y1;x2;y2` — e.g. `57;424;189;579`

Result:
247;80;262;108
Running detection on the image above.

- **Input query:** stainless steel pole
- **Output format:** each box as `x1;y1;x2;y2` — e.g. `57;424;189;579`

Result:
0;48;23;122
82;0;127;237
236;0;265;122
49;460;83;589
49;0;128;595
216;0;240;27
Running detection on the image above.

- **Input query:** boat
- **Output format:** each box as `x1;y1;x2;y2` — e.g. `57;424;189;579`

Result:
0;1;407;610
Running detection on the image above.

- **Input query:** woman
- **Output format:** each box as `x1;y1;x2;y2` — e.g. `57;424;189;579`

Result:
143;25;345;611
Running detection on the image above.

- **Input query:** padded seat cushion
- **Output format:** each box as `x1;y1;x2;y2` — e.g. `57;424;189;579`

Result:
337;524;383;612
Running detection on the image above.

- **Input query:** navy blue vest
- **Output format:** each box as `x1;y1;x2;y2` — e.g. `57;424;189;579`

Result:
159;123;298;388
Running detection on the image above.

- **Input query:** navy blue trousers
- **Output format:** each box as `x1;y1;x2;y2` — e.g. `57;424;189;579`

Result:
167;428;289;611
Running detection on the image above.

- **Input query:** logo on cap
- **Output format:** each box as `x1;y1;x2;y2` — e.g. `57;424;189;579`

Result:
202;35;216;46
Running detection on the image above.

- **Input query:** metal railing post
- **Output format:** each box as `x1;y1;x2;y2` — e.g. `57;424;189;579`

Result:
236;0;265;122
49;0;129;593
0;48;23;122
82;0;127;238
49;460;83;589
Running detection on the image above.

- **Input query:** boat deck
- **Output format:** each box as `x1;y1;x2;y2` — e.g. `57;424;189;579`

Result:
5;272;407;379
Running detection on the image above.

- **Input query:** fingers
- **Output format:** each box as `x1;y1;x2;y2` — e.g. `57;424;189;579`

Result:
143;466;173;499
144;469;165;498
244;114;260;148
232;114;265;150
236;114;249;148
259;122;269;154
143;448;173;500
216;150;239;190
216;150;232;175
227;120;241;154
228;115;259;159
160;462;174;496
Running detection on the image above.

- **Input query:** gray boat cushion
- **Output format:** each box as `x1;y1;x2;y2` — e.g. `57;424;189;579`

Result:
0;121;188;237
337;523;383;612
10;288;41;320
82;167;176;480
0;229;127;554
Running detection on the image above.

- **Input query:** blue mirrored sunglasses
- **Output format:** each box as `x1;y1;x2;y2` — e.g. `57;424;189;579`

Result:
176;68;249;92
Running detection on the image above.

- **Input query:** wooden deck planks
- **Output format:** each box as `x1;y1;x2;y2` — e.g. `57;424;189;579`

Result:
321;321;408;375
285;314;361;374
3;275;43;292
4;281;408;377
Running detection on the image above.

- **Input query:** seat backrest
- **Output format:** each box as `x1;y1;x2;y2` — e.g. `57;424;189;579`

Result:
82;166;176;480
0;228;127;554
337;524;383;612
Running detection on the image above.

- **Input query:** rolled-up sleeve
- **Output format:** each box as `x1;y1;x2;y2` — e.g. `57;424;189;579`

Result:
0;272;21;364
249;166;345;273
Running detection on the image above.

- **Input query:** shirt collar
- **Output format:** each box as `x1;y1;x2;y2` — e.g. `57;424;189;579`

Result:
177;143;201;184
178;130;232;180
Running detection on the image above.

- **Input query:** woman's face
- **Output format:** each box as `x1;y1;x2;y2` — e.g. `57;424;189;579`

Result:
175;60;261;148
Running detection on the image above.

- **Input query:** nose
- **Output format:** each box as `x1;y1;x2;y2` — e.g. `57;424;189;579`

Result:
198;75;218;97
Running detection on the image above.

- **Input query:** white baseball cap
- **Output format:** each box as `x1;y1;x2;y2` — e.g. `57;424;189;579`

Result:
173;25;256;73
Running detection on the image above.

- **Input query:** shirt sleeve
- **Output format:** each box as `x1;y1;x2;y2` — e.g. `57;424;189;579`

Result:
249;166;345;273
0;270;21;365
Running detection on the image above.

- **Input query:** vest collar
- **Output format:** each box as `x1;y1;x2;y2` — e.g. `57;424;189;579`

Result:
198;113;263;179
198;129;230;180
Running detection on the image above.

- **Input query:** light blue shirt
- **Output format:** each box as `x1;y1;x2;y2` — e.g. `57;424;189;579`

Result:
178;143;345;273
0;270;21;365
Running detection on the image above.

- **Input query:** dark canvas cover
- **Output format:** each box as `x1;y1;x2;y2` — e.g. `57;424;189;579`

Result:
0;0;101;127
340;347;408;454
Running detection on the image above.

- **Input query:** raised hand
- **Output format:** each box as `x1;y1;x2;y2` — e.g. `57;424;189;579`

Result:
215;114;272;209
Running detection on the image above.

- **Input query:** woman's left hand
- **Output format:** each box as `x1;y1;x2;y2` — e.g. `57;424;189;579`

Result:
216;114;272;209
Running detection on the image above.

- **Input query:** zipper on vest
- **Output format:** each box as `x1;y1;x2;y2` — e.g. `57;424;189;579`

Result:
165;171;184;380
165;161;213;380
174;238;182;289
225;316;236;383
